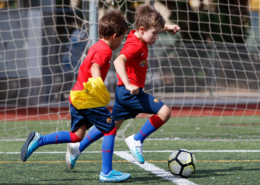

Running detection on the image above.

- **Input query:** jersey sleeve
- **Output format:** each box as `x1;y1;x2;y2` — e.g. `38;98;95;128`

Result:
91;50;111;67
120;43;142;61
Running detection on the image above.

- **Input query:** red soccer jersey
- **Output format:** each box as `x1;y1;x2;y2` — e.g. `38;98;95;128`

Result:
70;39;112;92
117;30;148;88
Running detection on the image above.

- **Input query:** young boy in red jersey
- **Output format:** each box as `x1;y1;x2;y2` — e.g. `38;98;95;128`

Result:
112;4;180;164
20;11;131;183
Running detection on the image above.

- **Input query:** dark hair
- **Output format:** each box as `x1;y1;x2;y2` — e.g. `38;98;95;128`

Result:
99;10;128;39
135;4;165;30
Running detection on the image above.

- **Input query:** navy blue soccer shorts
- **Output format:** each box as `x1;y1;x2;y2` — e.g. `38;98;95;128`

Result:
112;85;165;121
70;104;115;133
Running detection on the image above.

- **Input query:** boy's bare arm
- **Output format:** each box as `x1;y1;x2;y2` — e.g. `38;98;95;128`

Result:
114;54;139;95
91;63;102;79
162;24;181;34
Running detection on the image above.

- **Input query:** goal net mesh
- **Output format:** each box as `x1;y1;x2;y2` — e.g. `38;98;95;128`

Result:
0;0;260;140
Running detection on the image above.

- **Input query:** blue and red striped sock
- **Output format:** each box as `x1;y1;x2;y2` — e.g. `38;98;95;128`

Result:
79;126;104;152
38;131;81;147
134;115;165;143
101;127;117;175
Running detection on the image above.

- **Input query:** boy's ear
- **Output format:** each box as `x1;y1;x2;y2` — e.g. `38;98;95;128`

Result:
139;26;145;34
112;33;118;40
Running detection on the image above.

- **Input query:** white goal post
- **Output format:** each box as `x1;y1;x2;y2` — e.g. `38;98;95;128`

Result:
0;0;260;140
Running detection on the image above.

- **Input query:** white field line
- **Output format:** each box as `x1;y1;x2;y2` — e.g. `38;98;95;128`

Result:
144;150;260;153
3;138;260;141
1;150;260;154
115;151;197;185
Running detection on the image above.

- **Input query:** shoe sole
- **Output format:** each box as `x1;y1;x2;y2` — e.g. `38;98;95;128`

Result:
20;131;36;162
66;144;73;170
125;138;144;164
100;175;131;183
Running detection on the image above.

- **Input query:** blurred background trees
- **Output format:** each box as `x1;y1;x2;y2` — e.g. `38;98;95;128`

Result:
160;0;250;44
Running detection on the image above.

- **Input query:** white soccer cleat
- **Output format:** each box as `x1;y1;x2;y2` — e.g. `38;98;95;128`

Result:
125;135;145;164
66;142;81;170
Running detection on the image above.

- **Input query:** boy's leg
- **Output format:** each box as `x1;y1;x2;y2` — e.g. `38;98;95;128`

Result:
66;126;104;169
39;131;82;146
66;105;114;170
125;115;165;164
134;114;166;143
21;129;83;162
65;104;105;169
21;103;89;162
101;127;116;175
113;85;170;164
79;126;104;152
99;127;131;182
126;105;170;164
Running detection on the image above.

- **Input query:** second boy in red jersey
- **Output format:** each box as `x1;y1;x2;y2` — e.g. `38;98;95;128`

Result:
21;10;130;183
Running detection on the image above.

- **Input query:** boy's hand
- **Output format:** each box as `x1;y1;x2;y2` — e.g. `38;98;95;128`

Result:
125;84;139;95
164;24;181;34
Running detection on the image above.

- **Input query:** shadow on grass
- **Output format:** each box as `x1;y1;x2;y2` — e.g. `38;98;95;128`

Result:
60;169;170;184
191;166;260;178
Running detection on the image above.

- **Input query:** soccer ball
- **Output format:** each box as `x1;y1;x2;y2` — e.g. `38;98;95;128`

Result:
168;149;196;178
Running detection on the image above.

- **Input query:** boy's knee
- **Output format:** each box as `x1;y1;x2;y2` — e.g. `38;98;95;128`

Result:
158;105;171;122
115;124;121;130
115;120;125;130
70;132;84;142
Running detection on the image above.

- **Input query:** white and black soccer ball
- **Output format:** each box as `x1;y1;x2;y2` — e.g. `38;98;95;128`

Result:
168;149;196;178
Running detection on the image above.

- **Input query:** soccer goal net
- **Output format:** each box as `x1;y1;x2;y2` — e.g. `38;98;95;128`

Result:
0;0;260;140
